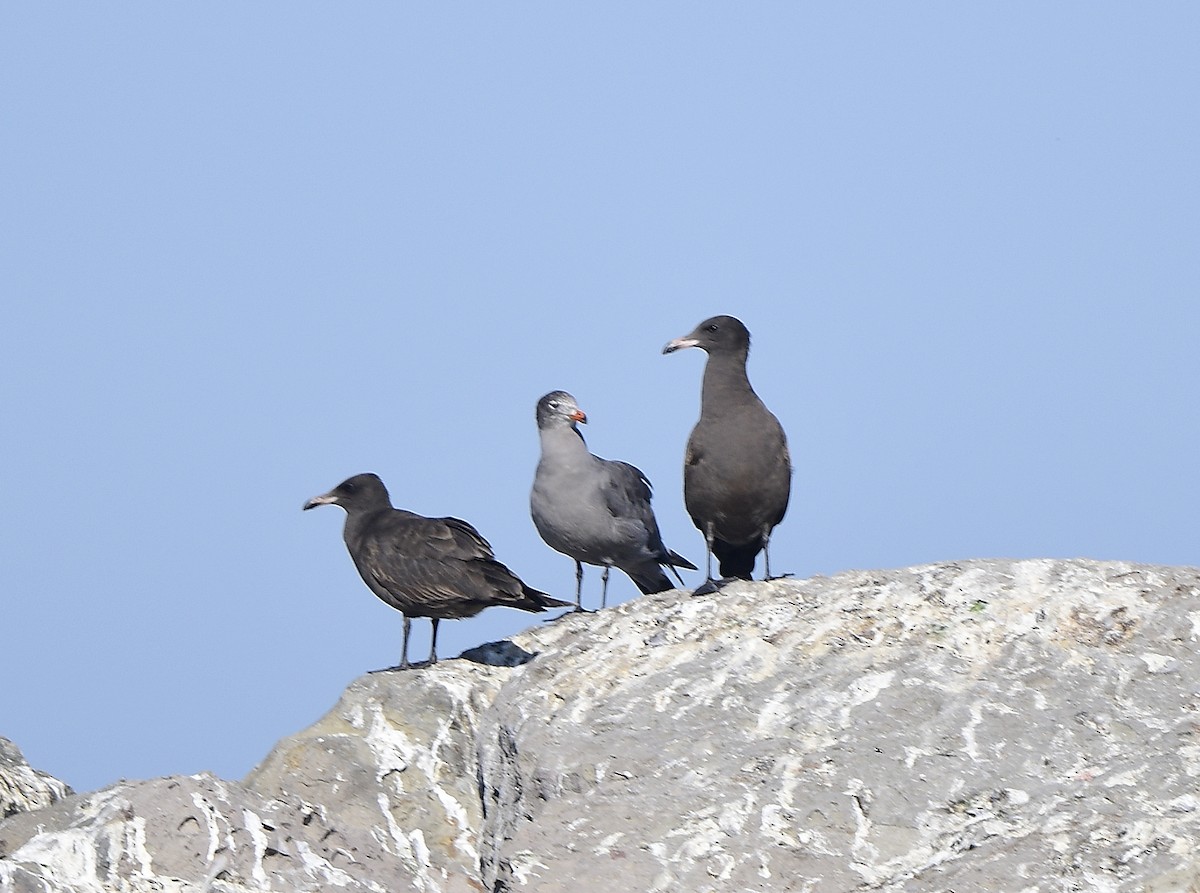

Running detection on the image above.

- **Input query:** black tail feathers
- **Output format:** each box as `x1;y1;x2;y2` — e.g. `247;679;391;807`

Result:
712;538;761;581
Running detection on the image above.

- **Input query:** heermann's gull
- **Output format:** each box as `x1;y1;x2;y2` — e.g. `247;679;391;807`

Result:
663;315;791;591
304;473;569;669
530;390;696;610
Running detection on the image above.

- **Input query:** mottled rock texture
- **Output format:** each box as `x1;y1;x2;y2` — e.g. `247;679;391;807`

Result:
0;738;70;821
5;559;1200;892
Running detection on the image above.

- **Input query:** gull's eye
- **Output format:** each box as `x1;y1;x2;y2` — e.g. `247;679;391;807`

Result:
706;323;719;333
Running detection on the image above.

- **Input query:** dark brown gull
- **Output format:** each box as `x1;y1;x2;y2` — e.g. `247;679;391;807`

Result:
663;315;791;592
304;472;569;669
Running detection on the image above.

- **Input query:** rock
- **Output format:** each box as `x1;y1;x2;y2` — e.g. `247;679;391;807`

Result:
0;773;391;892
0;737;70;820
5;559;1200;892
245;667;504;893
0;670;506;893
477;560;1200;890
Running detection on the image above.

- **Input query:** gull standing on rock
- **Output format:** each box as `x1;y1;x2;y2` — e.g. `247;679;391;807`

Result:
530;390;696;610
304;472;569;669
663;315;791;593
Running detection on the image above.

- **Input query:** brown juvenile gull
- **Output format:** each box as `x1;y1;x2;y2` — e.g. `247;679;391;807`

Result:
530;390;696;610
304;472;569;669
663;315;791;592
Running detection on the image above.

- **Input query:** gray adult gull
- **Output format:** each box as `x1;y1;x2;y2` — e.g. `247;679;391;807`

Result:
530;390;696;610
304;472;570;669
663;315;791;592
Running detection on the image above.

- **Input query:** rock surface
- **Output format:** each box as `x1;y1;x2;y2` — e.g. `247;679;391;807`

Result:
5;558;1200;892
0;738;70;821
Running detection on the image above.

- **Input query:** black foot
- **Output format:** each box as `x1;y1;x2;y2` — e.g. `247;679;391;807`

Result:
764;573;794;582
691;577;734;596
369;659;435;673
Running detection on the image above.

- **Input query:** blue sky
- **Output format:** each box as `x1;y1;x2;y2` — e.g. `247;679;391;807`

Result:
3;5;1198;795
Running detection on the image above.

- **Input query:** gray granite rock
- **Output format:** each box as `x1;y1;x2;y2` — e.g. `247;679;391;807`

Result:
480;559;1200;891
0;773;393;892
0;670;504;893
0;738;70;821
5;559;1200;892
244;667;505;892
